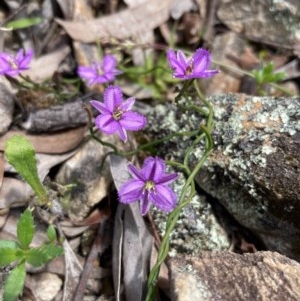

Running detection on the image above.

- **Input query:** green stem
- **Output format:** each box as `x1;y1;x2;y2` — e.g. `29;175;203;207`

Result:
145;143;212;301
175;79;194;103
145;82;214;301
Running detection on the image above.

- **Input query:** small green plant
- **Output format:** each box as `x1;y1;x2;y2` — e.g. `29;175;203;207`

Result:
5;135;49;205
0;209;64;301
120;51;179;100
251;61;286;95
1;135;64;301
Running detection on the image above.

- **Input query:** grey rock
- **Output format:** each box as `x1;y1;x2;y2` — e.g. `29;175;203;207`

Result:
147;94;300;260
0;77;15;134
170;251;300;301
217;0;300;49
147;105;231;256
55;138;112;221
151;173;231;256
195;94;300;260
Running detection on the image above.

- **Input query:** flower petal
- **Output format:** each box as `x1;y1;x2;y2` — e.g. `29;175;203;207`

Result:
118;179;144;203
150;185;177;212
142;157;165;182
102;55;117;72
192;48;210;73
177;50;188;66
119;97;135;111
157;172;178;185
119;111;147;131
140;191;151;215
95;114;118;134
101;72;116;83
18;49;33;69
167;50;186;77
90;100;111;114
116;124;128;142
15;49;24;61
185;70;219;79
5;69;20;76
0;57;11;73
128;164;146;182
77;66;97;81
103;85;123;110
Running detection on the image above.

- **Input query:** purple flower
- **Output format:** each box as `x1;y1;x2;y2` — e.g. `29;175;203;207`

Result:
0;49;33;76
90;85;147;142
167;48;219;79
78;54;122;86
118;157;178;215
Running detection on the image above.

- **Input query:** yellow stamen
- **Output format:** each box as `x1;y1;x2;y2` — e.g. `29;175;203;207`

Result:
144;180;156;192
8;58;18;69
97;66;103;76
113;109;123;120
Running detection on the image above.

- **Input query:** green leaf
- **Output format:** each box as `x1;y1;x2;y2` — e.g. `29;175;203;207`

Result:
264;62;274;75
3;263;26;301
0;240;18;249
252;69;264;85
25;248;49;267
46;225;57;242
0;248;18;267
5;17;42;30
17;209;34;249
40;244;64;260
272;72;286;82
26;245;64;267
5;135;48;204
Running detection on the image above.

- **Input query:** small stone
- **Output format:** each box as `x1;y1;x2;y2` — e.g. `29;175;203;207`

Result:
27;272;62;301
0;77;15;135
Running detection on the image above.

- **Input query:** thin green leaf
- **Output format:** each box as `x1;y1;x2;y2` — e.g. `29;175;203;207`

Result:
272;72;286;82
46;225;57;242
3;263;26;301
0;248;18;267
4;135;48;204
264;62;274;75
17;209;34;249
5;17;42;30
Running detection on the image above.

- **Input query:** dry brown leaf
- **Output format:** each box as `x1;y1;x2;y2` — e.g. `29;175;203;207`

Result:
0;126;86;154
0;178;33;209
55;0;174;43
22;45;71;82
54;0;75;19
110;155;153;301
61;238;83;301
